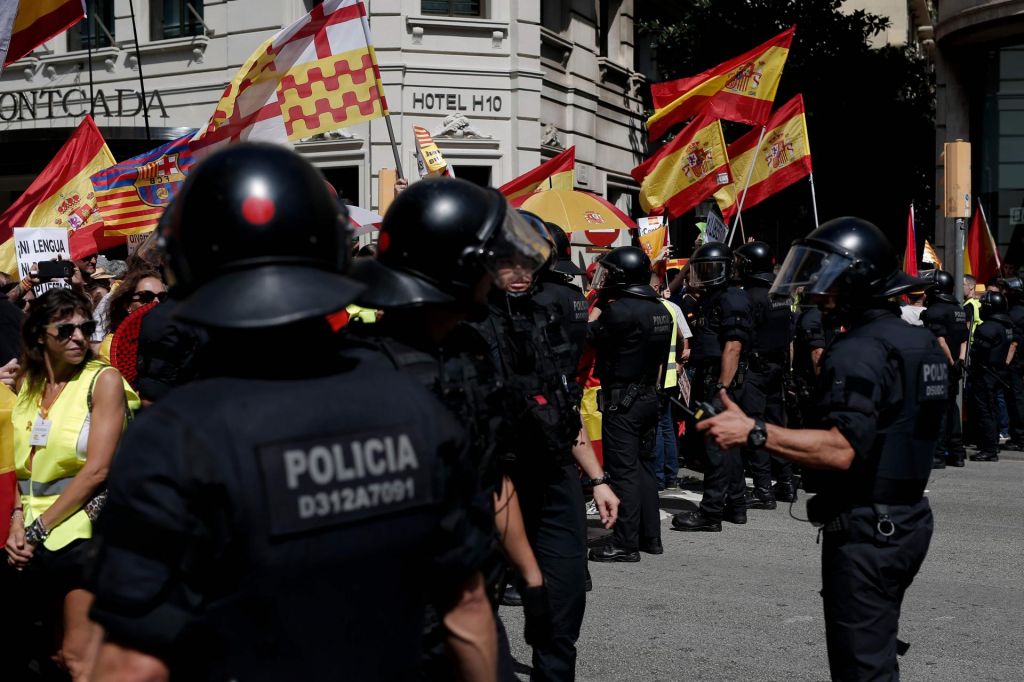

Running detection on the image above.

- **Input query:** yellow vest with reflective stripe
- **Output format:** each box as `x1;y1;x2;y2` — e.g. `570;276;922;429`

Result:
660;299;679;389
12;360;139;550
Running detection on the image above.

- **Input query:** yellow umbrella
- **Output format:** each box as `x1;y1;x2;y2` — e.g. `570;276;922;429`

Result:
513;189;636;232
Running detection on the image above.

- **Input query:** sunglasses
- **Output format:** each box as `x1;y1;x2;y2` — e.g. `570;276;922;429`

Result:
48;320;97;342
131;290;168;304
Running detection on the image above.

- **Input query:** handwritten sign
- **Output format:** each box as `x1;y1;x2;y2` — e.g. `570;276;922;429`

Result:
14;227;71;296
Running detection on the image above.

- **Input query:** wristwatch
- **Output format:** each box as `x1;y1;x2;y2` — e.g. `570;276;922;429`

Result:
588;474;611;487
747;418;768;448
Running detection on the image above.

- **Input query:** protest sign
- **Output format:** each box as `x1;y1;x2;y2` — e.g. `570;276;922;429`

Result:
637;215;667;261
705;211;728;243
127;232;149;256
14;227;72;296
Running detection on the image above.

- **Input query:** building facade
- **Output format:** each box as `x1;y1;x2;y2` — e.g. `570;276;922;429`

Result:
928;0;1024;267
0;0;646;248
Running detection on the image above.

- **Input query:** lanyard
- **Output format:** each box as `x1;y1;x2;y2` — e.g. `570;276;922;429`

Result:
27;380;67;473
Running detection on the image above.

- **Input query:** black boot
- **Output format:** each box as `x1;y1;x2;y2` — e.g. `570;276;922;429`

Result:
774;480;798;503
588;543;641;562
671;510;722;532
746;488;777;510
932;456;947;470
947;455;966;467
970;452;999;462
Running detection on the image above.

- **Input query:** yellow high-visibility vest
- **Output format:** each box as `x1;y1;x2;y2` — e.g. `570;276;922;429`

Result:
660;299;679;389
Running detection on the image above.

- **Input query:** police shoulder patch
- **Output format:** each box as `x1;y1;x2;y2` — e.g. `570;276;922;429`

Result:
918;359;949;402
258;427;434;537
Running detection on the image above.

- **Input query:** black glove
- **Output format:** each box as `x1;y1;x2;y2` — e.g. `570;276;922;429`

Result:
521;584;554;647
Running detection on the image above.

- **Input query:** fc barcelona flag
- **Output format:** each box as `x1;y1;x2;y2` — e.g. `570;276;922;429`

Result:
91;133;196;236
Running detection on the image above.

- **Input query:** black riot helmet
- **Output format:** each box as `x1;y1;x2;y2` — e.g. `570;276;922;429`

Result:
980;290;1008;319
350;177;551;309
545;221;584;277
770;217;921;302
687;241;733;291
733;241;775;285
1000;277;1023;302
592;246;656;299
921;269;957;304
159;143;362;329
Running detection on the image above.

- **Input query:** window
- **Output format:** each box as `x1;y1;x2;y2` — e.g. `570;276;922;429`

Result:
451;165;491;188
151;0;204;40
68;0;115;50
421;1;482;18
321;166;360;207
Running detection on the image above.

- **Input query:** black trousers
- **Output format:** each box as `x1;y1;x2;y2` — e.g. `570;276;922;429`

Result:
692;367;746;518
970;369;1002;456
740;361;790;494
600;388;661;551
821;499;933;682
1004;360;1024;444
934;370;966;461
512;462;588;682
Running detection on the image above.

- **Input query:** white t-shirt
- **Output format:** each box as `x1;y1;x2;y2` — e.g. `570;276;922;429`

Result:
663;299;693;338
900;304;926;326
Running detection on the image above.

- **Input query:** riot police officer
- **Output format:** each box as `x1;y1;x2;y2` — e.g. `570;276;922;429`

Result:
999;277;1024;451
734;241;793;509
587;246;673;560
88;145;497;681
699;217;943;681
672;242;753;532
920;269;969;467
531;221;588;372
472;213;616;680
968;291;1014;462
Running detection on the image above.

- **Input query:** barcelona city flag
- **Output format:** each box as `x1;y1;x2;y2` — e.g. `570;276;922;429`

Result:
0;115;115;275
499;147;575;201
0;0;84;68
964;202;1001;286
713;94;812;220
191;0;388;154
631;114;732;219
91;133;196;237
647;26;795;141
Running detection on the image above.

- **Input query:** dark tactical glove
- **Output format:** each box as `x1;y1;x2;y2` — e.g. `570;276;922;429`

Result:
521;584;554;647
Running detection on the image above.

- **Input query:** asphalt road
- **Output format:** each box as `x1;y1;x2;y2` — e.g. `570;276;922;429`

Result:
500;451;1024;681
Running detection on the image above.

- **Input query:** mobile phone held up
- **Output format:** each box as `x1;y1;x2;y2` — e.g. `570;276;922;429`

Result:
37;260;75;282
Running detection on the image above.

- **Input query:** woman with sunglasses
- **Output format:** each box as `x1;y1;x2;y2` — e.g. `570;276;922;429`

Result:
99;267;167;361
6;288;140;680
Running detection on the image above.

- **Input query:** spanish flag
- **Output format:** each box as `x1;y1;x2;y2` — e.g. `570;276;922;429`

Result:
631;115;732;218
647;26;795;141
499;147;575;201
0;115;115;275
713;94;812;220
964;201;1000;286
1;1;85;68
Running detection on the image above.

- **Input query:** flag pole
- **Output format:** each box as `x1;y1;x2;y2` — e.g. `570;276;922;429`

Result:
85;0;95;115
126;0;150;140
727;124;767;246
357;7;404;181
808;172;820;228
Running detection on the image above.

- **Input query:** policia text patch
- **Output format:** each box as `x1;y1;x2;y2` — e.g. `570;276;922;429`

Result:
258;428;433;536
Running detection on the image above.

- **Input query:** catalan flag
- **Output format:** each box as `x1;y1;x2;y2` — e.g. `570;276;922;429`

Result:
903;204;918;277
631;115;732;219
0;115;114;275
1;0;84;69
499;147;575;201
91;133;196;237
191;0;388;154
647;26;795;141
414;125;452;177
713;94;812;220
964;201;1001;286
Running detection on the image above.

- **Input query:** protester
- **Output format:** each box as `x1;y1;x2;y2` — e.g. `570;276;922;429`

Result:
900;289;927;326
653;272;691;490
6;288;139;681
100;266;167;360
968;291;1013;462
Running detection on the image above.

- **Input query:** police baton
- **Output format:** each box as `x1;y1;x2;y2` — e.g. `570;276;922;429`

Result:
982;365;1012;390
667;394;719;422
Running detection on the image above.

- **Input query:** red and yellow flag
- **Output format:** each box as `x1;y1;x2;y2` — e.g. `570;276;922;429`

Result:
414;126;453;177
1;0;84;68
647;26;795;141
631;115;732;219
191;0;388;153
0;115;115;274
713;94;812;220
903;204;918;277
0;387;16;545
964;202;1000;285
499;147;575;201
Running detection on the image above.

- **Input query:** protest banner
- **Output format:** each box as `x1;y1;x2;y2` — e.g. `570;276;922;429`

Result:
14;227;72;296
126;232;149;256
637;215;667;261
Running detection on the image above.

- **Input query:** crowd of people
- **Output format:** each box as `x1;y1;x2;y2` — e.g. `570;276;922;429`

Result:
0;142;1001;682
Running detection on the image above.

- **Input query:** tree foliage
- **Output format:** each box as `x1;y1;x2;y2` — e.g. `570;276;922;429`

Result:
638;0;934;253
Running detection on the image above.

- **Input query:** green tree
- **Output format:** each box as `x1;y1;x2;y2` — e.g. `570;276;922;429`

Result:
638;0;934;254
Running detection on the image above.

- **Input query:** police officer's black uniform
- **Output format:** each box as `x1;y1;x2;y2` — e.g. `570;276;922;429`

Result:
968;291;1013;462
999;277;1024;450
587;246;673;560
734;241;792;509
87;146;493;680
920;270;969;467
673;242;753;532
763;217;945;681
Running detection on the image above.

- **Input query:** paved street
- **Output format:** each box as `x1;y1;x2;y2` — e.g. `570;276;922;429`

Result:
501;453;1024;681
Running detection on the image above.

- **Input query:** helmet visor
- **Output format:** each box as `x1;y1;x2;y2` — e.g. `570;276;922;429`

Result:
591;263;610;291
687;261;729;289
770;245;853;297
483;206;553;280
